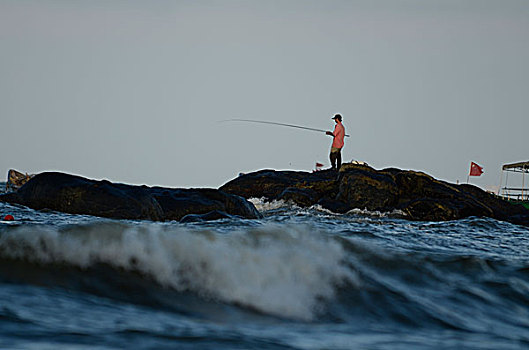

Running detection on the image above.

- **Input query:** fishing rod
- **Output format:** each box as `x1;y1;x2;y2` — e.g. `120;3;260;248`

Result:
220;118;350;137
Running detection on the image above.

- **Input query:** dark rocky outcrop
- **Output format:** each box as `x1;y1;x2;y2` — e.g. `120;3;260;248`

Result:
3;167;528;226
220;164;529;226
0;172;261;221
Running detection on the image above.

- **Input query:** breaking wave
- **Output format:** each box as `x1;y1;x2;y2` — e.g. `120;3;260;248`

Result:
249;197;406;218
0;222;357;321
248;197;292;212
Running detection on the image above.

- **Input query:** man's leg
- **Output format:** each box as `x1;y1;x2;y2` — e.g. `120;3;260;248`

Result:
337;150;342;170
330;151;337;169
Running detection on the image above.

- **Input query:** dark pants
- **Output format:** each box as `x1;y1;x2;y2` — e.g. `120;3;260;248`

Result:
330;148;342;170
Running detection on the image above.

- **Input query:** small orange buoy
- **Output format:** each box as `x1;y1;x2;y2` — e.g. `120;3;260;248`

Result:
3;215;14;221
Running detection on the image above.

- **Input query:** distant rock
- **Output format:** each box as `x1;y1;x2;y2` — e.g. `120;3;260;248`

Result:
220;164;529;225
5;169;35;192
0;172;261;221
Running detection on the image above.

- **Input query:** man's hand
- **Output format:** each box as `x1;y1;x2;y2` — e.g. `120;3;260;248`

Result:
326;131;333;136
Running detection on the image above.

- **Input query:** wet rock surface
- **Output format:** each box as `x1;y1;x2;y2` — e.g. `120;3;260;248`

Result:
2;167;527;226
0;172;262;221
220;164;529;225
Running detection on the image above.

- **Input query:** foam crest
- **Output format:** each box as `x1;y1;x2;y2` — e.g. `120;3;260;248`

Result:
0;223;356;320
249;197;406;218
346;208;407;218
248;197;293;212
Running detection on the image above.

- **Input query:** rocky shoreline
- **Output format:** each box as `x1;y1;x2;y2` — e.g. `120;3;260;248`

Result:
0;172;261;222
1;165;528;226
221;164;529;226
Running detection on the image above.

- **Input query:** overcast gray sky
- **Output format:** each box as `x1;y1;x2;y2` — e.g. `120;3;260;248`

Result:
1;0;528;190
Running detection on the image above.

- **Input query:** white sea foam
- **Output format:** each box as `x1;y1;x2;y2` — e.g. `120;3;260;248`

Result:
309;204;337;215
346;208;407;218
249;197;406;218
248;197;294;211
0;223;357;321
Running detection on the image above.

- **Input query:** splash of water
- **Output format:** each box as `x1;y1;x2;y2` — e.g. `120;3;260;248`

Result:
0;223;357;321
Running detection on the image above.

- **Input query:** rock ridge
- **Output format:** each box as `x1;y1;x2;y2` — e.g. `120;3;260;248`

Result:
0;172;261;221
220;164;529;226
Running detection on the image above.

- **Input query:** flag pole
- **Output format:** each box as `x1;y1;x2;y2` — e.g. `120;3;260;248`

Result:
498;170;503;196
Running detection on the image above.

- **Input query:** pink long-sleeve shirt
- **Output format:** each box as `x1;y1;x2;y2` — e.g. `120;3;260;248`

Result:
332;121;345;148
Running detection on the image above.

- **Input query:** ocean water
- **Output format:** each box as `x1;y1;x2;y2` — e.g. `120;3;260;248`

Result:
1;185;529;349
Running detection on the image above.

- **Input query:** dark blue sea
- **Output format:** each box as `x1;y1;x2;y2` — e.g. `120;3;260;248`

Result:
1;183;529;349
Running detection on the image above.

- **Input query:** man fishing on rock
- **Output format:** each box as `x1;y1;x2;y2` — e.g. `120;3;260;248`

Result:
326;114;345;170
223;117;348;170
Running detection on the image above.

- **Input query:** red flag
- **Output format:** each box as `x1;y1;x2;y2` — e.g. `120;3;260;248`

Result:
313;162;324;172
469;162;484;176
